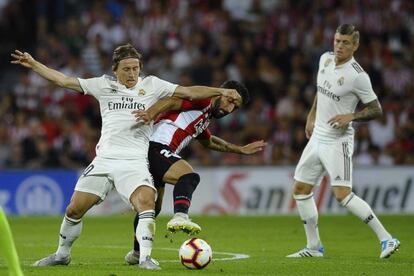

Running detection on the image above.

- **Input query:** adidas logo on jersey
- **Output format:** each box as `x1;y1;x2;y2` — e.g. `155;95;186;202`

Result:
335;175;341;181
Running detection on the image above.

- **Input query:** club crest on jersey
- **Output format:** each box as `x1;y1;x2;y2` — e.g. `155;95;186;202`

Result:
337;76;344;86
110;84;118;93
138;89;146;96
324;58;332;67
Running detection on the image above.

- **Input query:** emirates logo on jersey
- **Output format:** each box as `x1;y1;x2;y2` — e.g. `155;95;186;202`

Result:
138;89;146;96
337;76;344;86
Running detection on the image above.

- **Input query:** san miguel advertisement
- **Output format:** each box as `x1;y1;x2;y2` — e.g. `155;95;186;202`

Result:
184;167;414;215
0;167;413;215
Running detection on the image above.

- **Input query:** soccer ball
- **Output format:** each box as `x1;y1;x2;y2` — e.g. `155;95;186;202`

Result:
179;238;212;269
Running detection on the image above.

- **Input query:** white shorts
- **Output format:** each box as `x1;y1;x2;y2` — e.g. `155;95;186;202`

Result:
74;156;155;207
294;136;353;187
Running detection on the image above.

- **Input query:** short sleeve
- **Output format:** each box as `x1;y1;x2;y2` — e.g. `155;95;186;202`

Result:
77;76;106;98
318;52;331;70
195;128;212;140
151;76;178;99
353;73;378;104
180;99;212;110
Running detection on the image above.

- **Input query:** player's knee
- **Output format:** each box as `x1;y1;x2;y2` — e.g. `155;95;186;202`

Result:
131;186;156;211
333;187;352;202
65;205;84;220
178;173;200;188
292;181;313;196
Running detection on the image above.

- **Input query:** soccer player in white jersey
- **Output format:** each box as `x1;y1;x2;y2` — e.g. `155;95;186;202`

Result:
11;43;241;270
286;24;400;259
124;80;266;265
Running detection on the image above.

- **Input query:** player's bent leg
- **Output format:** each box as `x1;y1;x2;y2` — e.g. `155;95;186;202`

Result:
164;161;201;234
287;181;324;258
33;191;100;267
126;188;165;265
334;186;399;258
130;186;160;270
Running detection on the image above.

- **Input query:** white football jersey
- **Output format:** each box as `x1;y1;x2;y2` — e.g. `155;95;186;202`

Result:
78;75;177;159
313;52;378;142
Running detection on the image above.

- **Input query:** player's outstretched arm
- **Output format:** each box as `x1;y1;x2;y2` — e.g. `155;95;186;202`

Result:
199;136;266;154
11;50;82;93
173;86;241;104
132;96;183;123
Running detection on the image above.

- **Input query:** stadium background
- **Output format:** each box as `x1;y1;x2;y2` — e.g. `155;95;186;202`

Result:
0;0;413;216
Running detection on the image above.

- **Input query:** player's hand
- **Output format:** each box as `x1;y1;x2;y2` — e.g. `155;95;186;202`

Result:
240;140;267;154
11;50;36;68
221;89;242;106
132;110;152;124
328;114;353;129
305;118;315;139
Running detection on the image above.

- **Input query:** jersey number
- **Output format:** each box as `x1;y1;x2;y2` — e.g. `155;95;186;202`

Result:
160;149;173;158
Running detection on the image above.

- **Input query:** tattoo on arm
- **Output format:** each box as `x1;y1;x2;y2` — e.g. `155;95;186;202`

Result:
353;99;383;122
204;136;240;153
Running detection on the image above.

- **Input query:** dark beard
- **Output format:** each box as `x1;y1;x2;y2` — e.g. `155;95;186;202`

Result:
211;98;228;119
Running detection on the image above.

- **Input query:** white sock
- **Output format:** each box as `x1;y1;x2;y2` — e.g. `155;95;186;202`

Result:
55;215;82;258
294;193;321;250
341;193;392;241
136;210;156;263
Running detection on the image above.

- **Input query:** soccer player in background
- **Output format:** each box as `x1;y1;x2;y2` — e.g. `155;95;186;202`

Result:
0;207;24;276
11;44;240;270
124;80;266;264
287;24;400;258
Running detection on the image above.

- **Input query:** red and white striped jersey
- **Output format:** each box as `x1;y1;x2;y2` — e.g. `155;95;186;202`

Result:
150;98;213;154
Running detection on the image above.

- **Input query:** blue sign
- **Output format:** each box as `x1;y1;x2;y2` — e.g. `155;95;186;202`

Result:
0;171;79;215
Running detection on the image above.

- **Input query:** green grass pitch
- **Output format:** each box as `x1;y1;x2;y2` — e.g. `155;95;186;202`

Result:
1;215;413;275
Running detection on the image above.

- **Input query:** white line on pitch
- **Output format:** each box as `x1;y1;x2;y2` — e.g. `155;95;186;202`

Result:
21;245;250;264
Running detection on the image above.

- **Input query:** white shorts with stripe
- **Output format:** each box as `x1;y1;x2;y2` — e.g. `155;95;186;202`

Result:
294;135;353;187
75;156;155;208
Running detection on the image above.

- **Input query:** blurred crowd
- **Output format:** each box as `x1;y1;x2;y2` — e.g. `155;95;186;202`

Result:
0;0;413;169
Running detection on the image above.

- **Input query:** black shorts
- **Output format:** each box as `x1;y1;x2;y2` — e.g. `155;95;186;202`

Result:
148;141;182;188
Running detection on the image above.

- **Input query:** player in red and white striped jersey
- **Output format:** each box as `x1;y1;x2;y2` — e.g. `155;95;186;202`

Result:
125;81;266;265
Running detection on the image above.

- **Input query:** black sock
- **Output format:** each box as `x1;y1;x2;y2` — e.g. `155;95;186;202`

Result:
173;173;200;214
